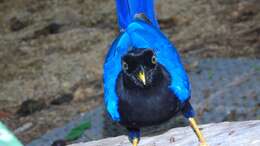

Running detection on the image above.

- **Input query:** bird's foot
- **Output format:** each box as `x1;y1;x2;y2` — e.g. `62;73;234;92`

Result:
132;138;139;146
199;142;209;146
128;129;140;146
129;136;139;146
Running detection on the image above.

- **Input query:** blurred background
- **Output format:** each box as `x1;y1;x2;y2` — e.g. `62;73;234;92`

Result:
0;0;259;145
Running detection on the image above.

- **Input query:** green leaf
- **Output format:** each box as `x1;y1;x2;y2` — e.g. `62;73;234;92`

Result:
208;70;214;80
65;121;91;141
252;64;260;72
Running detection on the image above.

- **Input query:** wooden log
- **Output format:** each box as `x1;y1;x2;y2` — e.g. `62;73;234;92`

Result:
69;120;260;146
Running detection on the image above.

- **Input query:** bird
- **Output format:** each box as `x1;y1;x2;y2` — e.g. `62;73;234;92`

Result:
103;0;208;146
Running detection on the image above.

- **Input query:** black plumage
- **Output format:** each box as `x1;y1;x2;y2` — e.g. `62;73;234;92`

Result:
116;49;182;129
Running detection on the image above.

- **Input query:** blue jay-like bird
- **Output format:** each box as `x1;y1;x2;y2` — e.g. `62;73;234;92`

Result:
103;0;208;146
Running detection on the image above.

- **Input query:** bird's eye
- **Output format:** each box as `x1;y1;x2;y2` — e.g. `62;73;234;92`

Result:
151;55;157;64
122;61;128;71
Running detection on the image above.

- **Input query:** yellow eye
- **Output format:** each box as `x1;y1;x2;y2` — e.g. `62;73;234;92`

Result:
151;55;156;64
122;61;128;70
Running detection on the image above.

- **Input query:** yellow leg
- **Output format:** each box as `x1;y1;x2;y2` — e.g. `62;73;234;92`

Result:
132;138;139;146
189;118;208;146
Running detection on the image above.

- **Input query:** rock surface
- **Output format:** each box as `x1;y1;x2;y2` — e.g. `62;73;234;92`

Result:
69;120;260;146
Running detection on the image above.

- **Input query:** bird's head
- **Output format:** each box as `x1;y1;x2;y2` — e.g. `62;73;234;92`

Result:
121;49;161;88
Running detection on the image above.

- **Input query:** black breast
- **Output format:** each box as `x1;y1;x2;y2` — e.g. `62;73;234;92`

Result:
116;67;181;129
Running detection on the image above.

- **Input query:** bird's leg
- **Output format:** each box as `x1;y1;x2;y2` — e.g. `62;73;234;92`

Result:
128;128;140;146
181;101;208;146
188;117;208;146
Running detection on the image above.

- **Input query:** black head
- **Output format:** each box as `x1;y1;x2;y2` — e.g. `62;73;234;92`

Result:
121;49;161;88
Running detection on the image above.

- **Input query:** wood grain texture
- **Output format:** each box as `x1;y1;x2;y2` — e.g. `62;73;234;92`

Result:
69;120;260;146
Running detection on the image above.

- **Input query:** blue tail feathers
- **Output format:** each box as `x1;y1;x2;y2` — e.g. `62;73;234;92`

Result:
115;0;159;30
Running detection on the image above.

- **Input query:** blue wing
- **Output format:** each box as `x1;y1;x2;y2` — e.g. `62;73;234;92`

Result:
115;0;159;30
103;20;190;121
103;32;131;121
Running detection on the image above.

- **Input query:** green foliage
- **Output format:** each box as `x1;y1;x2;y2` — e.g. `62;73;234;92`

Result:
65;121;91;141
207;70;214;80
252;64;260;72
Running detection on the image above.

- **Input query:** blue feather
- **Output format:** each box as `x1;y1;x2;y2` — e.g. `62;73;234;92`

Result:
103;33;130;121
115;0;159;30
103;19;190;121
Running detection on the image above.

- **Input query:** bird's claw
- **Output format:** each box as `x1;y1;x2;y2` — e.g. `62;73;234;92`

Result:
199;142;209;146
132;138;139;146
